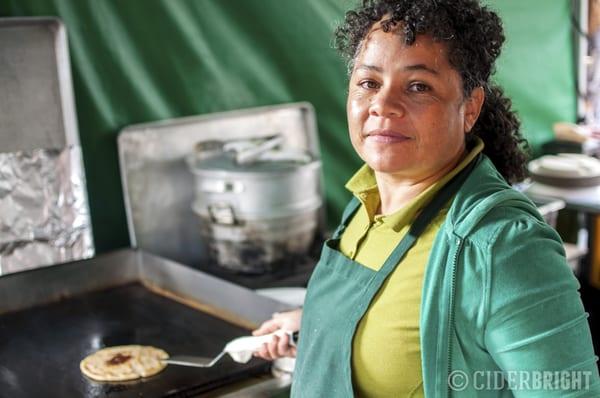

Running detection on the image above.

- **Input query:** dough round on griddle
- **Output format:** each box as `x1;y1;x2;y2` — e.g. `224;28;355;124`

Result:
80;345;169;382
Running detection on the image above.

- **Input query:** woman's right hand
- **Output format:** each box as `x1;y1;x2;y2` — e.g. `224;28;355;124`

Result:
252;308;302;360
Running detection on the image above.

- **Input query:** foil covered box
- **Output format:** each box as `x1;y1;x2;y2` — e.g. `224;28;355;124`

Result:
0;18;94;274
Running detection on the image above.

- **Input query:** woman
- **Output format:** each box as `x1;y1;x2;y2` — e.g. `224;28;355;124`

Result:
253;0;600;396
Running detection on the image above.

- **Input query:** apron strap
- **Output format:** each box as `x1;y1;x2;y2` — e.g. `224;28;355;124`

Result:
331;196;361;239
379;154;481;274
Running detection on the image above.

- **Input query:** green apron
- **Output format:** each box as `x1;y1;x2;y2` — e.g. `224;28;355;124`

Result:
291;157;478;397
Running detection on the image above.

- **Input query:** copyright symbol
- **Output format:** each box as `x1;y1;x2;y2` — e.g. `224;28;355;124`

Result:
448;370;468;391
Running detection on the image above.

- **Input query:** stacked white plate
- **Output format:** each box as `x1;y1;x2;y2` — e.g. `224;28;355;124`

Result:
528;154;600;187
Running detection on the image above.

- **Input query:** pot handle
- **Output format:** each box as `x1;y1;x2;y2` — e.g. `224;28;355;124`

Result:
200;180;244;194
208;203;238;225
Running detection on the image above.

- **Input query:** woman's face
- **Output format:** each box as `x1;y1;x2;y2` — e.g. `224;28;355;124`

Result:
347;25;483;180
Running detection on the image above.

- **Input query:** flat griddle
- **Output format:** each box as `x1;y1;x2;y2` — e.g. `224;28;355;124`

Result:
0;249;293;397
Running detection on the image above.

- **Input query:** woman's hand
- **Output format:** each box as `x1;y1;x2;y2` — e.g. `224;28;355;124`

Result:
252;308;302;360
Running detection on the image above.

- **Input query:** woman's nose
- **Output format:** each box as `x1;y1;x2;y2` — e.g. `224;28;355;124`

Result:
369;89;404;118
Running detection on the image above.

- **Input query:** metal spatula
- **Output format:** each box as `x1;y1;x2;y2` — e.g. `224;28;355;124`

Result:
162;330;298;368
162;351;226;368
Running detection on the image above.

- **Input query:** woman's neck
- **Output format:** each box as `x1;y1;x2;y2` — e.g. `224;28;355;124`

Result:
374;149;466;215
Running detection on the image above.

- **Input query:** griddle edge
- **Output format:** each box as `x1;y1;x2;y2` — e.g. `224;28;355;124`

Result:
0;249;294;327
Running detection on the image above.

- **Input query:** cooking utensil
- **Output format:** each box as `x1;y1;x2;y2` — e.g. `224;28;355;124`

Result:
195;135;284;166
163;352;227;368
162;330;299;368
187;136;322;273
229;135;284;165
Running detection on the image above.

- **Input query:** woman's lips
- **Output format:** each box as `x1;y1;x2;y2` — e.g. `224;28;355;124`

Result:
365;129;411;143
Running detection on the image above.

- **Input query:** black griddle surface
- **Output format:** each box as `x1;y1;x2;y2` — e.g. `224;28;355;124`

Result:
0;283;270;397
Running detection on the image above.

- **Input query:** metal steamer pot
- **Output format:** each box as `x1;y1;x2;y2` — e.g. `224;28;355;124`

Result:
187;138;322;273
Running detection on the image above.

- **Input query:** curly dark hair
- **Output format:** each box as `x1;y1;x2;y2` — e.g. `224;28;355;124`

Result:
335;0;529;183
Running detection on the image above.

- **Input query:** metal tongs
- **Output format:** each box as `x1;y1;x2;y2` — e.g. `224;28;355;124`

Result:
224;135;283;165
191;134;312;168
162;330;299;368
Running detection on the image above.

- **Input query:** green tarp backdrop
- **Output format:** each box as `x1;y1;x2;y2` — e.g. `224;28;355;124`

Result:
1;0;576;254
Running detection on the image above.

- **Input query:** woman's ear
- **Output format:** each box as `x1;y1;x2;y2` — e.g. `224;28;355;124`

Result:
464;86;485;133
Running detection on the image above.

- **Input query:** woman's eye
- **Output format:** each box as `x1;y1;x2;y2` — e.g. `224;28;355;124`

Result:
358;80;380;90
408;82;430;93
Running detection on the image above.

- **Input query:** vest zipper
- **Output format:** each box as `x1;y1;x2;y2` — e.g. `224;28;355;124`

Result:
446;236;462;397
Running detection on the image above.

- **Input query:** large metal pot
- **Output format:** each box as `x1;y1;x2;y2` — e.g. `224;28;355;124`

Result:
187;138;322;273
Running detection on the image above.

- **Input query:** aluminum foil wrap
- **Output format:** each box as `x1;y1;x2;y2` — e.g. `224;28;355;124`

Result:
0;146;94;275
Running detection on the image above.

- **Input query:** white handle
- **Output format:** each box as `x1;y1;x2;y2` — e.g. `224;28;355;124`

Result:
224;330;295;353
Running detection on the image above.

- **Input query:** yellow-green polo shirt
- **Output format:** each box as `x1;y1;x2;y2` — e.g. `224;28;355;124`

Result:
341;138;484;397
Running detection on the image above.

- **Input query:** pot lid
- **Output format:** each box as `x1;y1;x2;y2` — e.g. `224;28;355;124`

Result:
189;150;314;173
188;135;314;173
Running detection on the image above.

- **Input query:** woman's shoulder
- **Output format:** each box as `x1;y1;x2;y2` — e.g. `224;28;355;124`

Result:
471;203;560;248
455;187;571;287
448;155;547;242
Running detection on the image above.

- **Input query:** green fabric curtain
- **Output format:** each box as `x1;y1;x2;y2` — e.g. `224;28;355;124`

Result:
0;0;576;253
488;0;577;152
